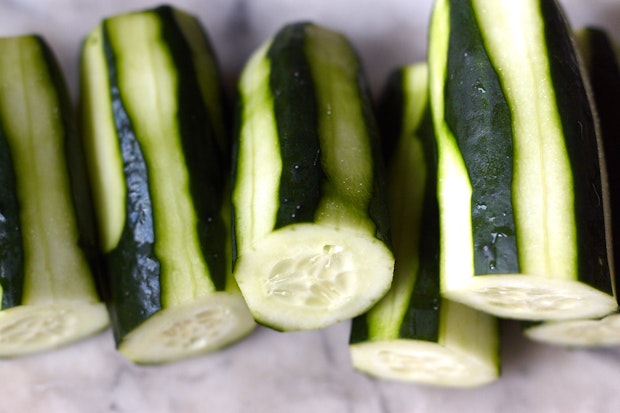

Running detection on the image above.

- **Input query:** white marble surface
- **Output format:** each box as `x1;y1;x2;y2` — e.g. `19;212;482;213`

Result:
1;0;620;412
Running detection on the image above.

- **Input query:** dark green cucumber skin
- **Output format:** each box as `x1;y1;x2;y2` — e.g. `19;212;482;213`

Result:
444;0;518;275
351;72;441;344
0;122;24;310
579;27;620;299
267;22;324;228
540;2;612;293
398;107;442;342
376;70;405;163
102;25;161;339
0;37;99;310
99;7;229;341
232;22;390;264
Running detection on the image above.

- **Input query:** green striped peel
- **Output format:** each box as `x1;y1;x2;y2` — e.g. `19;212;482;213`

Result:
428;0;616;320
232;22;394;331
80;6;255;364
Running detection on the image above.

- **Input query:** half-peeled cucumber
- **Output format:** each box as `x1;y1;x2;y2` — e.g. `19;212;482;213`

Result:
232;22;394;331
428;0;616;321
0;35;109;356
79;6;255;364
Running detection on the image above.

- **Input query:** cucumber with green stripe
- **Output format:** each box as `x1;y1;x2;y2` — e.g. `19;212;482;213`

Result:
525;27;620;346
349;63;499;387
0;35;109;356
428;0;616;320
80;6;255;364
232;22;394;331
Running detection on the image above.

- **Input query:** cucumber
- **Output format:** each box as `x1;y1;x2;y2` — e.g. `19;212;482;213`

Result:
0;35;109;356
525;27;620;346
349;64;499;387
428;0;617;320
79;5;255;364
232;22;394;331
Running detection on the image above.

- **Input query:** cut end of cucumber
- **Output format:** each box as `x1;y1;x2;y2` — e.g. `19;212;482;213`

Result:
444;275;617;320
118;293;256;364
0;301;109;357
350;339;498;387
234;224;394;331
525;314;620;347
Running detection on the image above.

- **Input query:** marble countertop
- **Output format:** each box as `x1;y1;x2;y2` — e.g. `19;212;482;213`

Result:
1;0;620;412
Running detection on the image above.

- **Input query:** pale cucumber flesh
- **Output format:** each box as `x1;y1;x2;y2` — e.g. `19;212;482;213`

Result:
445;276;617;320
350;339;497;387
118;292;255;364
526;314;620;347
234;224;394;331
0;302;108;357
